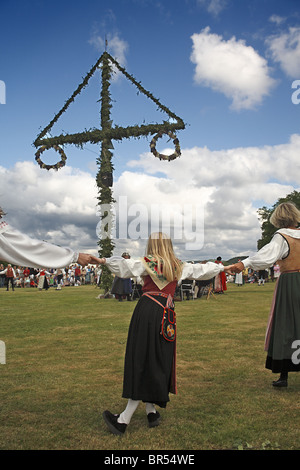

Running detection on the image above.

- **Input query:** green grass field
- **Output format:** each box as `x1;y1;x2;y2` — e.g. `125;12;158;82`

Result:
0;282;299;450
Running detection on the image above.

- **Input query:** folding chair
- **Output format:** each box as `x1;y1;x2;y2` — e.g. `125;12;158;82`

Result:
132;282;141;299
180;280;195;300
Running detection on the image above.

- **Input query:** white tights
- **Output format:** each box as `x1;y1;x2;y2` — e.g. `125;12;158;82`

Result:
117;399;156;425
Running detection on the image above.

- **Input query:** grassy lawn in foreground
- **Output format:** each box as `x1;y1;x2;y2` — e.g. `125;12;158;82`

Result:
0;281;299;450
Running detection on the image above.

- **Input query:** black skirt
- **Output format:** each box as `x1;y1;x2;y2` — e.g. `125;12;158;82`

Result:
111;277;132;295
265;271;300;373
122;294;176;407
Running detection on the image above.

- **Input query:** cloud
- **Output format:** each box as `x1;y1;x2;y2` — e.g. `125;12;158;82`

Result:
190;27;276;110
0;162;100;254
88;31;129;82
266;27;300;77
125;134;300;258
197;0;228;16
1;134;300;262
88;31;129;74
269;14;286;26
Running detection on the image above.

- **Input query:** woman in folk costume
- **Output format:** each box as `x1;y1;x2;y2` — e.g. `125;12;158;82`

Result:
231;202;300;388
37;269;51;290
98;232;231;435
111;252;133;301
0;206;95;269
214;256;227;293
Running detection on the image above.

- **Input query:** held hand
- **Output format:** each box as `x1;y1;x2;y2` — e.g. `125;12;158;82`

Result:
77;253;93;267
77;254;106;266
233;262;245;273
90;256;106;265
224;261;245;274
224;262;244;275
224;265;236;275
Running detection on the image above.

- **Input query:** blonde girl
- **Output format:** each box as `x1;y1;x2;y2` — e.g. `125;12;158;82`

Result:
98;232;229;435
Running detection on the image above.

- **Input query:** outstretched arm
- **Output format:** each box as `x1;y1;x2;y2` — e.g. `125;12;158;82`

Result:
0;224;95;269
181;261;223;281
92;256;146;278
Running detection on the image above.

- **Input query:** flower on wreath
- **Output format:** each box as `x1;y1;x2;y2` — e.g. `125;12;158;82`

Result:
35;145;67;171
150;131;181;161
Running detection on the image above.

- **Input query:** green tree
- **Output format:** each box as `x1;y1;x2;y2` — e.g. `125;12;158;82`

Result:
257;190;300;249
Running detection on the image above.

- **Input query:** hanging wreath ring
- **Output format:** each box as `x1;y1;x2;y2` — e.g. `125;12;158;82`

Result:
35;145;67;171
150;131;181;161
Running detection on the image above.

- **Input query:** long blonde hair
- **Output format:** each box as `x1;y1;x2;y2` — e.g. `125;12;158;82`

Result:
146;232;182;282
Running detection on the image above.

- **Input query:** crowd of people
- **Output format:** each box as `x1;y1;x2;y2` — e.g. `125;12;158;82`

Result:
0;258;281;294
0;263;102;291
232;264;281;287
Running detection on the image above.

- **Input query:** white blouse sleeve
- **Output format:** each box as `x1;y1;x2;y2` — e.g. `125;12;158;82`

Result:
180;261;223;281
242;233;288;270
0;225;78;269
105;257;223;281
105;256;147;278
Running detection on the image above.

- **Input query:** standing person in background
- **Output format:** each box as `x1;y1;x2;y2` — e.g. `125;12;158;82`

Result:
214;256;227;294
97;232;233;435
234;260;244;286
0;264;16;291
0;263;5;288
74;264;81;283
273;263;280;279
258;269;267;286
55;268;65;290
110;252;133;301
37;269;50;291
242;266;249;284
230;202;300;388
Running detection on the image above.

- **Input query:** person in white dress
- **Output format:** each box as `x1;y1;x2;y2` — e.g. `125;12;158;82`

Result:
230;202;300;388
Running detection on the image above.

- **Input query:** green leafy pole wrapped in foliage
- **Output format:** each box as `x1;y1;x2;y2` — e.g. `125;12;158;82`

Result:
33;51;185;293
96;53;115;292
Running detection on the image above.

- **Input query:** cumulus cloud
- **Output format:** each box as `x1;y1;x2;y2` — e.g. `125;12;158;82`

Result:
1;134;300;262
125;134;300;258
266;27;300;77
0;162;100;254
88;31;129;79
190;27;276;110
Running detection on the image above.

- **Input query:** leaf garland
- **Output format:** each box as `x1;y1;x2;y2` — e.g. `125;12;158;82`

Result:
35;145;67;171
33;51;185;150
150;131;181;161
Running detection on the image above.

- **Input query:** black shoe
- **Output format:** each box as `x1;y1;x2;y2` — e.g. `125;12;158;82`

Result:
272;378;288;388
147;411;161;428
103;410;127;435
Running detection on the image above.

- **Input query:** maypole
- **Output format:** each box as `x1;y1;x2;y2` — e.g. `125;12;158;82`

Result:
33;51;185;293
96;52;115;291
